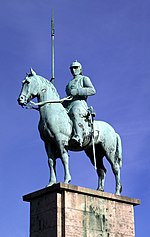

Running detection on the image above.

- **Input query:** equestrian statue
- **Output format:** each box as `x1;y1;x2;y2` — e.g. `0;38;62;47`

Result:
18;61;122;195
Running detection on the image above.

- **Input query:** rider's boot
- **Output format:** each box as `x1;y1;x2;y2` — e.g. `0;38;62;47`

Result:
72;134;83;147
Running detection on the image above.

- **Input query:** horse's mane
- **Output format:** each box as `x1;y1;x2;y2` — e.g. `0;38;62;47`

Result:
38;75;60;99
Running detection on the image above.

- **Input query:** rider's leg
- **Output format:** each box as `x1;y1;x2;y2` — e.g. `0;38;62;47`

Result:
70;106;86;146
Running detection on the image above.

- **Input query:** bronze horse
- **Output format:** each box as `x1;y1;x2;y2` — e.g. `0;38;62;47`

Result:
18;69;122;194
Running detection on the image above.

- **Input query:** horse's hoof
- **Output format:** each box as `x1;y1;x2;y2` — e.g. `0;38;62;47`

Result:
64;179;71;184
64;174;71;184
115;185;122;195
97;188;104;192
46;182;56;187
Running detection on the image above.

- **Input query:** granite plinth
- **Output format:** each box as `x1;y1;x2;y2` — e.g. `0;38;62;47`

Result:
23;183;140;237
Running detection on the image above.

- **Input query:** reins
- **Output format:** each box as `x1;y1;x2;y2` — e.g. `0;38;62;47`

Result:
26;96;73;110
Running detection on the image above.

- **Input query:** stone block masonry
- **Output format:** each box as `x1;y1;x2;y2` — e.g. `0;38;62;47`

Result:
23;183;140;237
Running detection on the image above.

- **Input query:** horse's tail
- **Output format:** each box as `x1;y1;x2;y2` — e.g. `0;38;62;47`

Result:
115;133;122;168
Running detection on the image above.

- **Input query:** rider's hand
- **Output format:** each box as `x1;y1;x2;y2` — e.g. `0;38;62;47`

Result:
71;89;78;96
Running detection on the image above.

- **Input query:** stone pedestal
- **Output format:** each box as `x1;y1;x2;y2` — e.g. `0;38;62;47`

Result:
23;183;140;237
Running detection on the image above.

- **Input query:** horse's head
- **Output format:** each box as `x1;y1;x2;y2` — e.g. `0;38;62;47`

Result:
18;68;40;106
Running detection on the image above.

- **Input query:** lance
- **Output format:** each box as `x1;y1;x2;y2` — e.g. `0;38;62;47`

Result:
50;12;55;84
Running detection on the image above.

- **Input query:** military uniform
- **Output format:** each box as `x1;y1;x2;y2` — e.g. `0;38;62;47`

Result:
65;73;96;146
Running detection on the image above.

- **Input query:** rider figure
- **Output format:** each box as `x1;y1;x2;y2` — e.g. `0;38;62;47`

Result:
65;60;96;146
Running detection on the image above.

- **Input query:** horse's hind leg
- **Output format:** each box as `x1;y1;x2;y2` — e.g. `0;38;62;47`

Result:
85;147;106;192
97;166;106;191
112;162;122;195
109;133;122;195
104;143;122;195
45;142;57;186
96;157;107;192
108;154;122;195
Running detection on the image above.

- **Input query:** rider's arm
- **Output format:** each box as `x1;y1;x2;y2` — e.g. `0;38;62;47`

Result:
78;76;96;96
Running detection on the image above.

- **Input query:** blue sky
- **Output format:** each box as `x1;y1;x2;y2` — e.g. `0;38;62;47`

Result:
0;0;149;236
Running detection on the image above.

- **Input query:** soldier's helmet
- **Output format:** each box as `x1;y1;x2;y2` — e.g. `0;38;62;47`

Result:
70;60;82;69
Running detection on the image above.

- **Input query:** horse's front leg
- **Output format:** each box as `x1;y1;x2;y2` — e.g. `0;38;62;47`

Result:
45;142;57;186
62;151;71;183
47;158;57;186
59;144;71;184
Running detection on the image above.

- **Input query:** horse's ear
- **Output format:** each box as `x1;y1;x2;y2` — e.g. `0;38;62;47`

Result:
30;68;36;76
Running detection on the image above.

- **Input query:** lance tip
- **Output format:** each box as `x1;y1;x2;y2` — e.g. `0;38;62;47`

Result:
51;11;55;36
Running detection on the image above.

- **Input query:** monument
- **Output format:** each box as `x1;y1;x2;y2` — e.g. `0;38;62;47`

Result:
18;15;140;237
